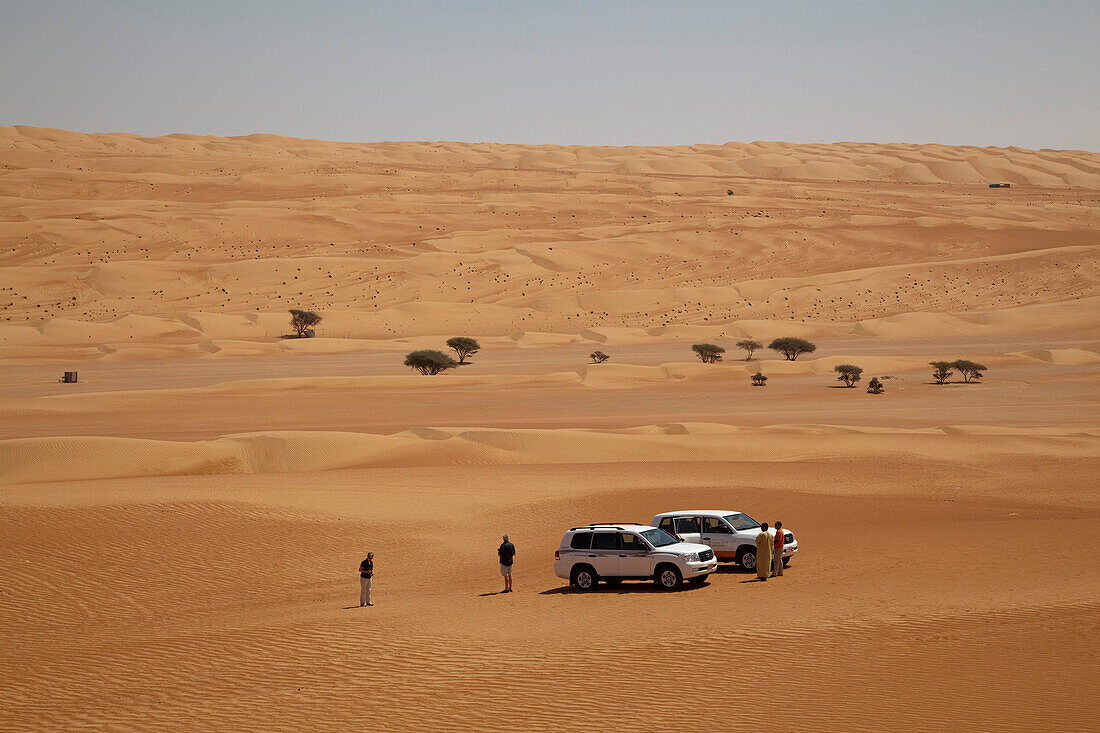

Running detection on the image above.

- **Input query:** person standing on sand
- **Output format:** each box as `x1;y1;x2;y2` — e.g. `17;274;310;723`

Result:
755;523;772;581
771;521;785;577
359;552;374;607
498;534;516;593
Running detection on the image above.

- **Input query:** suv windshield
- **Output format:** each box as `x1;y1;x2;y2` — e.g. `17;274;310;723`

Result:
724;513;760;531
640;528;679;547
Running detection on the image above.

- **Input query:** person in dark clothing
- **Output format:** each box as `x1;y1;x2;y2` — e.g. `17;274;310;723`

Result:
359;552;374;607
498;534;516;593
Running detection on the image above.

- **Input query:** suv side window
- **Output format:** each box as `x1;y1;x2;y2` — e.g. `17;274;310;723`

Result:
674;517;700;534
658;517;674;533
591;532;619;550
703;517;731;534
570;532;591;550
619;533;648;551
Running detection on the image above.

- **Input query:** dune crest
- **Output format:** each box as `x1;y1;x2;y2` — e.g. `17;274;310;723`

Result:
3;425;1096;486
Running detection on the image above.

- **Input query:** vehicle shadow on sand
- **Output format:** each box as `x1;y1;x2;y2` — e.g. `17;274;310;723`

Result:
538;581;710;595
713;563;752;575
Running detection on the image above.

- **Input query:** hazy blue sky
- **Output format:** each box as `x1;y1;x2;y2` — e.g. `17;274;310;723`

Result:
2;1;1097;149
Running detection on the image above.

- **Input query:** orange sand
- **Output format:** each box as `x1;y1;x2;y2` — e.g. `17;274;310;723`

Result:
1;127;1098;732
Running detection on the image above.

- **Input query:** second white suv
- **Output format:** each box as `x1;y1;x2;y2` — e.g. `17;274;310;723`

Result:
554;523;718;591
652;510;798;572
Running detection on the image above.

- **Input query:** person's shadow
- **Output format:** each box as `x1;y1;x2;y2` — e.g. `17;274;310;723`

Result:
478;591;503;597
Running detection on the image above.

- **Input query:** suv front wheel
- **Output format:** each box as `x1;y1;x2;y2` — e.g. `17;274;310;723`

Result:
654;564;683;591
571;565;599;591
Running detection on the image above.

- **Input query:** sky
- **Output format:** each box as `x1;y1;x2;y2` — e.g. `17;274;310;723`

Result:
2;0;1098;150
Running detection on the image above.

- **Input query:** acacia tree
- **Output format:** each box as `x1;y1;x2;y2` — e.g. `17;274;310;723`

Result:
404;350;459;375
930;361;954;385
953;360;987;383
446;337;480;364
867;377;885;394
288;309;322;337
750;372;768;386
590;351;610;363
834;364;863;388
736;339;762;360
769;337;816;361
692;343;725;363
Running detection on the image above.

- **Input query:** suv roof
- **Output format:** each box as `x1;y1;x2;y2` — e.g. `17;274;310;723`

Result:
568;523;655;532
653;510;744;518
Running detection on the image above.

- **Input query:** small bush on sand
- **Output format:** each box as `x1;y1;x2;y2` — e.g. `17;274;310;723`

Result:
289;309;321;337
446;337;480;364
692;343;725;363
590;351;610;363
867;377;884;394
930;361;954;385
952;359;987;383
736;339;762;360
751;372;768;386
834;364;863;388
769;337;816;361
404;350;458;375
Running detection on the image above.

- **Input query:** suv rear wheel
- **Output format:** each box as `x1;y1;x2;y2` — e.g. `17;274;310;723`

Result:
737;547;757;572
782;556;792;567
571;565;599;591
654;564;683;591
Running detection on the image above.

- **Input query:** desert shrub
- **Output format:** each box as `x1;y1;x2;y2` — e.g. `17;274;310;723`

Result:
289;309;321;337
751;371;768;386
736;339;762;360
446;336;480;364
867;377;884;394
769;337;816;361
930;361;954;385
404;350;458;375
590;351;610;363
834;364;863;387
691;343;725;363
952;360;987;383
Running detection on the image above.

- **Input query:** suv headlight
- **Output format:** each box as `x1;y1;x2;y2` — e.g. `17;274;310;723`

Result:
682;552;700;562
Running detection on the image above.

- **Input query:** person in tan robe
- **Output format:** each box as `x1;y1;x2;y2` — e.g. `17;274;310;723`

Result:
755;523;773;581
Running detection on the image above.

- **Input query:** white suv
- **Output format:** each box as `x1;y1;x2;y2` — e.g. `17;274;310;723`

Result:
651;510;798;573
554;523;718;591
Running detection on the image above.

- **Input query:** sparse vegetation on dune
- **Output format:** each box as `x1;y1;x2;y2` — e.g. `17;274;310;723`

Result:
288;309;321;338
930;359;988;384
589;350;609;363
404;350;458;375
867;377;885;394
736;339;762;360
953;360;987;383
930;361;954;385
446;337;480;364
691;343;724;363
834;364;863;387
769;337;816;361
751;371;768;386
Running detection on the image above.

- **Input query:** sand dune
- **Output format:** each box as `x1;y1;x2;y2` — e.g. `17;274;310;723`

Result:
2;127;1098;732
2;126;1097;363
3;425;1096;486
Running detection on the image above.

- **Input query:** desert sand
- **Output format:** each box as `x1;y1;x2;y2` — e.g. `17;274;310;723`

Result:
1;126;1098;731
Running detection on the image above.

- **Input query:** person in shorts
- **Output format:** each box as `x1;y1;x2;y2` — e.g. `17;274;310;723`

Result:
498;534;516;593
